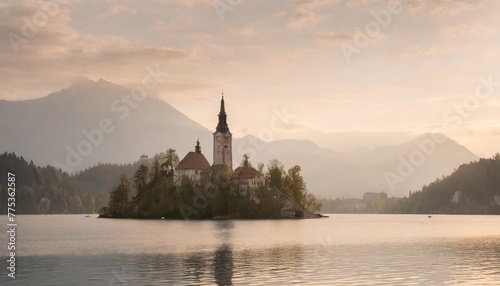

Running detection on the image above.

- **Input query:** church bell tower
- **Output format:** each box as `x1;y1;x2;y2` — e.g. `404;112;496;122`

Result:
213;94;232;169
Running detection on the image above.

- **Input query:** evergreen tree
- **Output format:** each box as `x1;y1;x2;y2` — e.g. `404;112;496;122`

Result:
241;154;253;168
160;148;179;181
68;194;83;213
285;165;306;204
108;174;132;217
266;159;285;190
133;164;149;202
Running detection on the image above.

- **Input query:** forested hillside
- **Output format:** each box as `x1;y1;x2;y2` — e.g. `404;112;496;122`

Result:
405;155;500;214
0;152;139;214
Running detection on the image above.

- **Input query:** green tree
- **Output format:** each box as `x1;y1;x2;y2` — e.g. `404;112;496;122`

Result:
68;194;83;213
266;159;285;190
133;164;149;202
285;165;306;205
494;152;500;160
108;174;133;217
161;148;179;181
302;190;322;213
88;193;96;213
150;158;161;182
257;162;264;174
241;154;253;168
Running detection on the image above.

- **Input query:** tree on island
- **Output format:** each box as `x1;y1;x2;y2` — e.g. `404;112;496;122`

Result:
99;174;133;218
98;150;322;219
241;154;252;168
160;148;179;180
266;160;322;213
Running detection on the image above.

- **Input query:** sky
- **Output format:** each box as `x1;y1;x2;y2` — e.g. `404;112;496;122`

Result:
1;0;500;157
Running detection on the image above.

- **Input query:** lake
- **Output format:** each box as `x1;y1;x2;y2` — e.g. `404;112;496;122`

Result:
1;214;499;285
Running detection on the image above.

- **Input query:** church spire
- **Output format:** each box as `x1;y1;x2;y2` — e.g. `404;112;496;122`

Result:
220;92;226;114
213;92;232;170
215;93;229;133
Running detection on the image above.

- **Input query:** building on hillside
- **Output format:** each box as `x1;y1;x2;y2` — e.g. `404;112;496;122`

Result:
139;154;149;162
137;154;152;167
38;197;50;213
355;201;367;211
232;166;265;191
232;166;265;202
363;192;387;202
176;140;210;183
451;191;463;204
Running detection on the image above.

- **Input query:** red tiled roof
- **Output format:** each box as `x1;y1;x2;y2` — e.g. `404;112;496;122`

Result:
176;152;210;170
232;166;262;179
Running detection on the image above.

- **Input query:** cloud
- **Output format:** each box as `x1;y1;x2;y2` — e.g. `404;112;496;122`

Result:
403;0;474;15
229;27;257;37
345;0;474;15
439;23;493;39
398;44;453;57
317;29;385;48
296;0;341;8
151;20;176;31
168;0;213;7
0;2;189;100
346;0;387;7
272;10;288;18
286;0;337;29
98;5;137;19
317;31;358;45
89;47;188;66
287;8;326;29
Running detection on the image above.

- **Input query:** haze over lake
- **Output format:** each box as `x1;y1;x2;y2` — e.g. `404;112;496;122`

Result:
1;214;499;285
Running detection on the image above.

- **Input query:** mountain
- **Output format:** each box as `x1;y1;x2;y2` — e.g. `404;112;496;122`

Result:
235;134;478;198
0;80;479;199
0;79;213;173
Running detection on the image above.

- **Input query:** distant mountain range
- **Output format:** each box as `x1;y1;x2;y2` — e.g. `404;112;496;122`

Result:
0;79;479;198
240;134;478;198
0;79;212;172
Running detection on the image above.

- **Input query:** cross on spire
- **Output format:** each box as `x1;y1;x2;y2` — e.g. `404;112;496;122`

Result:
195;139;201;153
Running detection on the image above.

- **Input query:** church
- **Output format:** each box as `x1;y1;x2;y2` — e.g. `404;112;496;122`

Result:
175;95;266;192
174;94;322;218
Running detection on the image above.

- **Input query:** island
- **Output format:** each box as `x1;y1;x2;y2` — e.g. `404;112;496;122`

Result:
98;96;323;219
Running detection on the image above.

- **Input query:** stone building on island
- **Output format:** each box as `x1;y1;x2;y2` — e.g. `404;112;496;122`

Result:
175;140;210;183
232;166;266;202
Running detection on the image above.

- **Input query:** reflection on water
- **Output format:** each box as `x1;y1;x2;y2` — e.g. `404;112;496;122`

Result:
0;215;499;285
6;240;499;285
214;221;234;286
214;244;232;286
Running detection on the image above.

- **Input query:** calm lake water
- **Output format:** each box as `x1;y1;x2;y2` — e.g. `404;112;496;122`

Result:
1;214;499;285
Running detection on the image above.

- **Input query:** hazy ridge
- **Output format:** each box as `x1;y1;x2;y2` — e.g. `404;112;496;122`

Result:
0;80;478;198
